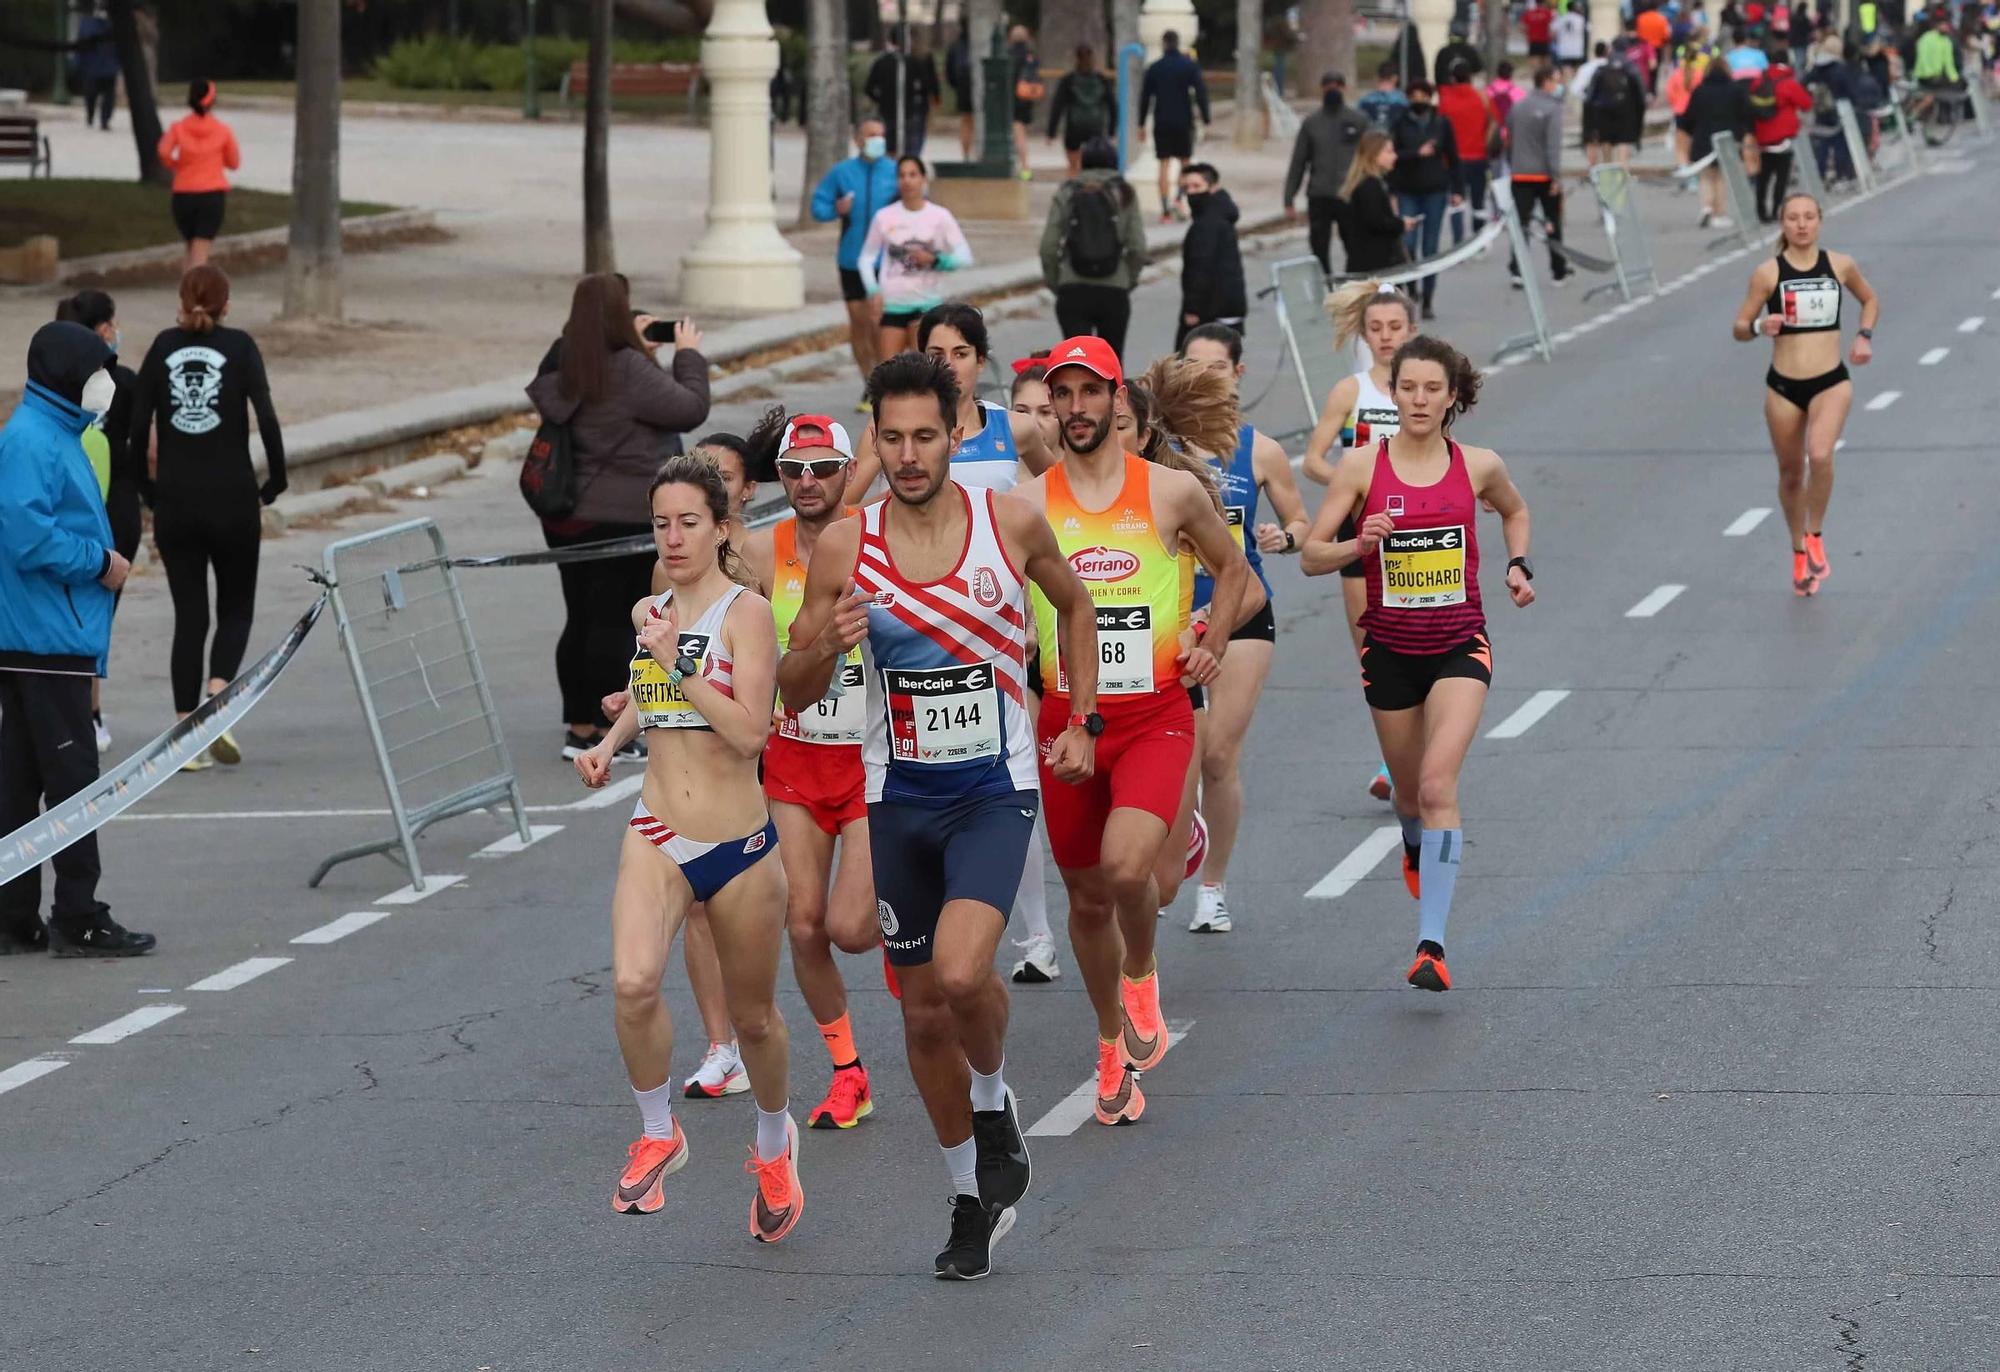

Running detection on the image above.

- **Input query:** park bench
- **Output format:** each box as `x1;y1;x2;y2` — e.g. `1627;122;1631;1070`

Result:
559;61;702;117
0;115;52;177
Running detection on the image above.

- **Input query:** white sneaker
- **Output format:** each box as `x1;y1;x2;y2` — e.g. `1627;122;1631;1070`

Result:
1189;883;1232;933
92;714;112;751
1710;215;1734;229
179;748;214;772
1010;933;1061;983
681;1040;749;1099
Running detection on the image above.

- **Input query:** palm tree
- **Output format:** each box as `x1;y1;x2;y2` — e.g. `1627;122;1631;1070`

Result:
283;0;343;321
1297;0;1355;98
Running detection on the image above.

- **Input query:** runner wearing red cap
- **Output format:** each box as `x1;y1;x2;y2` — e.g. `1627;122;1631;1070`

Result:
741;415;882;1132
1019;335;1252;1125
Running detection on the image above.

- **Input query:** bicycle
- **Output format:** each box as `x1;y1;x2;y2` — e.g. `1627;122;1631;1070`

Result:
1900;78;1964;146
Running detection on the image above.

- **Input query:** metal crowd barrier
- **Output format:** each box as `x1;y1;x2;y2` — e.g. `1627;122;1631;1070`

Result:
1261;71;1301;140
1968;80;1995;141
1491;183;1553;364
1708;133;1764;246
1836;99;1879;193
1874;99;1927;178
1587;164;1659;302
1270;255;1344;423
312;517;530;892
1790;133;1829;202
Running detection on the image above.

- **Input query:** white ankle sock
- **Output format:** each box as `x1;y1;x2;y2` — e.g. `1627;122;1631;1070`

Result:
756;1104;791;1161
942;1137;978;1198
1014;827;1051;942
969;1061;1007;1114
632;1079;676;1139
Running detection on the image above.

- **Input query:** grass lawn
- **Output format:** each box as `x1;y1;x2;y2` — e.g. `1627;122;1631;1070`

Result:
225;78;695;118
0;179;393;257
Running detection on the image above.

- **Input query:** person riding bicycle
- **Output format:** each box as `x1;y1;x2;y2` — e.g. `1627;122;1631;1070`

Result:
1912;10;1962;123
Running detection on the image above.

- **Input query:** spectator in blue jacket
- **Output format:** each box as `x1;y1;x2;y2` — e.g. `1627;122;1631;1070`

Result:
1139;30;1213;221
810;117;902;409
73;3;123;132
0;321;154;959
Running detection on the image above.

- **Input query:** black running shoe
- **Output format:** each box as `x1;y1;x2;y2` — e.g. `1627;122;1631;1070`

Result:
0;919;49;956
972;1086;1032;1209
50;911;156;958
934;1195;1016;1281
559;730;597;761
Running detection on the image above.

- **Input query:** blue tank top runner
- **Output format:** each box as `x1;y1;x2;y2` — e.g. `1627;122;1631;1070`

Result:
1195;423;1271;608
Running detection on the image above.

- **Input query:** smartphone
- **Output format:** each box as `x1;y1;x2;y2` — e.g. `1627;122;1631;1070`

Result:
642;317;680;344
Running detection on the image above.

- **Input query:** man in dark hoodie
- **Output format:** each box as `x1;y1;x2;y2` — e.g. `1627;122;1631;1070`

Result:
1389;80;1463;318
0;322;154;958
1284;71;1371;276
1176;162;1246;351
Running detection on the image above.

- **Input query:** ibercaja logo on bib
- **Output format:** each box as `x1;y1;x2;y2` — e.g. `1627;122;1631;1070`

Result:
1070;545;1139;582
969;566;1002;608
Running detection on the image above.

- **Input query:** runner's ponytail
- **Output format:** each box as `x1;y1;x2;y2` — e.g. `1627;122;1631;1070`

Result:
1132;358;1232;515
1326;280;1418;352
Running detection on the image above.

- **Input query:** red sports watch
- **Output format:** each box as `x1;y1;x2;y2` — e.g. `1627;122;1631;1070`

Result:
1068;711;1106;737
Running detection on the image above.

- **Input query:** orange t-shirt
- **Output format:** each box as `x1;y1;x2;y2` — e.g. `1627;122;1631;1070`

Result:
158;113;241;194
1636;10;1670;47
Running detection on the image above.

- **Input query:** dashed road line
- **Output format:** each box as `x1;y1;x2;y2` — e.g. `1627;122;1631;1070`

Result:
1959;316;1984;333
473;824;564;857
568;775;646;811
1486;689;1571;740
1724;508;1772;536
1866;390;1902;411
70;1005;185;1046
0;1056;69;1097
378;875;465;905
187;957;293;992
1625;584;1686;618
292;911;392;945
1306;826;1403;900
1025;1020;1195;1137
1919;346;1949;366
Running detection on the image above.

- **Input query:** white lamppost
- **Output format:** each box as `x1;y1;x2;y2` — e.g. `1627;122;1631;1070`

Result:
680;0;804;312
1411;0;1454;87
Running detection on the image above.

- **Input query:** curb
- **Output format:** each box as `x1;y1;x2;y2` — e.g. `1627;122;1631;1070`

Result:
59;208;440;286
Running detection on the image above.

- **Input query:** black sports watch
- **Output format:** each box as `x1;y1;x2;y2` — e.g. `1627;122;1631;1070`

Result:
1856;327;1874;340
668;652;699;684
1068;711;1106;738
1507;556;1534;582
1282;530;1297;553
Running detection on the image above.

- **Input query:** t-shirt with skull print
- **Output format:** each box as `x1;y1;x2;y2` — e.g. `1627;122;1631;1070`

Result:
128;323;286;505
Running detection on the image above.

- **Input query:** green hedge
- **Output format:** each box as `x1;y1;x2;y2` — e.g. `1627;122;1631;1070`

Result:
372;35;703;92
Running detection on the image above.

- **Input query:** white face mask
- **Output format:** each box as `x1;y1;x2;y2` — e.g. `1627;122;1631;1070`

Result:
862;135;887;160
80;368;116;420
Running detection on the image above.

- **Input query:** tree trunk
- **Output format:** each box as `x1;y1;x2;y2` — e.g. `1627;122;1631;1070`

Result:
1234;0;1262;146
797;0;851;223
1296;0;1355;98
282;0;343;321
105;0;165;183
966;0;1002;154
1038;0;1109;95
583;0;616;271
1481;0;1509;73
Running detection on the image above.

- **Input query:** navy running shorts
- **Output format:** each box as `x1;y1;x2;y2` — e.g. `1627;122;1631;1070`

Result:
869;790;1038;966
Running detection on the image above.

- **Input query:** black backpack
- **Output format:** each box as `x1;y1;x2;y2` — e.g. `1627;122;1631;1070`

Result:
1065;179;1125;278
520;416;578;518
1068;71;1110;138
1589;62;1635;110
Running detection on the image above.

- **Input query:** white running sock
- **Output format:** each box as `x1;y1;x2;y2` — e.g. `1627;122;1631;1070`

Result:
1014;823;1052;943
755;1104;791;1161
632;1079;676;1140
942;1137;978;1197
969;1061;1007;1114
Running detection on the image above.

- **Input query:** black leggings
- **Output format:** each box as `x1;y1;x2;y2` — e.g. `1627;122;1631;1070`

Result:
1754;146;1794;221
545;520;656;728
1054;283;1132;362
153;498;261;713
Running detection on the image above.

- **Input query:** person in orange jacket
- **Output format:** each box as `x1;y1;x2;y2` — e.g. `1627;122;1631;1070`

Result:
158;80;241;272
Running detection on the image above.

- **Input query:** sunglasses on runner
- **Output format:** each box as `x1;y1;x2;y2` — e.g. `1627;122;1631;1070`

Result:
776;457;850;479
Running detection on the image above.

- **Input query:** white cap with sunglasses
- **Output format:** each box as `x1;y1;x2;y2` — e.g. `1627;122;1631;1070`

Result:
777;414;855;477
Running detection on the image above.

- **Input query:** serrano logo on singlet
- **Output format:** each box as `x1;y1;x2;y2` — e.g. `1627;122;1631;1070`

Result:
969;566;1002;608
1111;509;1150;534
1069;545;1140;582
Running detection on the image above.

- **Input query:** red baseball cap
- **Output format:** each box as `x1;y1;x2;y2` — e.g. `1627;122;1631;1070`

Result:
1044;336;1123;387
779;414;854;460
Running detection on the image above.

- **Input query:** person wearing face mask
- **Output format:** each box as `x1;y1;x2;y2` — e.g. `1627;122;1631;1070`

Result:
127;264;287;771
54;289;140;752
0;321;154;959
1283;71;1371;277
810;118;902;411
1175;163;1247;351
1387;81;1462;319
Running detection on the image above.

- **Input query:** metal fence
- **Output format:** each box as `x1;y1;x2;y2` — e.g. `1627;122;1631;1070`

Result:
1587;164;1658;302
1492;180;1553;364
1876;99;1926;178
1791;133;1829;202
312;517;529;892
1271;255;1344;423
1836;99;1878;193
1708;133;1763;245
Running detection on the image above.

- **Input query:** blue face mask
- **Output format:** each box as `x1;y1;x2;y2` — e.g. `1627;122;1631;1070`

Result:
863;135;887;160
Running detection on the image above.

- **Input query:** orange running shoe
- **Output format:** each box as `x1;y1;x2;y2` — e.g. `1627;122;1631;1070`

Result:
1804;532;1830;581
1407;942;1452;993
807;1063;873;1130
1792;551;1818;597
883;947;902;1001
612;1126;690;1214
745;1115;803;1243
1093;1039;1146;1125
1118;970;1167;1070
1402;843;1421;900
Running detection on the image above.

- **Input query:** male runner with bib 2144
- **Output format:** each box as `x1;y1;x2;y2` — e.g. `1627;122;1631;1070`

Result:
1730;192;1876;597
1301;336;1536;994
575;455;802;1243
778;352;1102;1281
740;415;882;1133
1021;336;1252;1125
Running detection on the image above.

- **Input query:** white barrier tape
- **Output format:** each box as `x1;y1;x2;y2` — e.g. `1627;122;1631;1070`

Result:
1339;218;1507;290
0;594;328;890
441;505;787;573
1675;152;1719;178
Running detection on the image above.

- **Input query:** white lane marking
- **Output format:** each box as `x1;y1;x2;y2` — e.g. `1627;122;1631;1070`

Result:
71;1005;185;1045
1959;316;1984;334
473;824;563;857
566;774;646;811
1919;346;1950;366
1486;689;1571;740
1866;391;1901;411
378;874;465;904
1625;584;1686;618
187;956;293;992
1306;826;1403;900
1025;1020;1195;1137
0;1056;69;1097
1723;507;1772;536
292;911;391;945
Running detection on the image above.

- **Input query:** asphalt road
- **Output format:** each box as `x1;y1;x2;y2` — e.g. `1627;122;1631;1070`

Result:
5;143;1999;1371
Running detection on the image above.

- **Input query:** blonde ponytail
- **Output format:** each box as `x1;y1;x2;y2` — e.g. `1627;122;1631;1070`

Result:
1133;357;1236;516
1326;280;1417;352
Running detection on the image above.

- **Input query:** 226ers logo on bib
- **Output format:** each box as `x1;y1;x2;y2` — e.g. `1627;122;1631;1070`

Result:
631;632;711;729
885;663;1002;764
1058;606;1154;695
1380;526;1467;609
1782;278;1840;329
